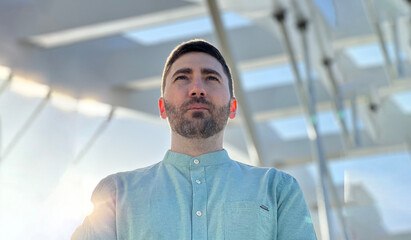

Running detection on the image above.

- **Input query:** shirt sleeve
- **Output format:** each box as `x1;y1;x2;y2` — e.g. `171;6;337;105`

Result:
276;172;317;240
72;175;117;240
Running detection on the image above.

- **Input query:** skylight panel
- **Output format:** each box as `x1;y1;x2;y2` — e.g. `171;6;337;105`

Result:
391;90;411;113
344;42;406;68
269;109;362;140
269;114;307;140
241;64;295;91
124;11;252;45
311;0;337;28
241;63;315;91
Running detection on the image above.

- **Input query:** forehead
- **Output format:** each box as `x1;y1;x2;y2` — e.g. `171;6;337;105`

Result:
168;52;226;76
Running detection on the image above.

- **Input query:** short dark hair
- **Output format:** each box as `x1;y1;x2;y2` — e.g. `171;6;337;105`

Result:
161;39;234;97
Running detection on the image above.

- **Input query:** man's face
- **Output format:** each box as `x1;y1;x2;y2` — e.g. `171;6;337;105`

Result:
159;52;237;139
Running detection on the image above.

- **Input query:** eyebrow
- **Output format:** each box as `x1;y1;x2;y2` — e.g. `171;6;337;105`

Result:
201;68;222;79
171;68;192;79
171;67;223;79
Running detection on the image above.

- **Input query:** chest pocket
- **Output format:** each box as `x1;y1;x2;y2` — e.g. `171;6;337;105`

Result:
224;201;273;240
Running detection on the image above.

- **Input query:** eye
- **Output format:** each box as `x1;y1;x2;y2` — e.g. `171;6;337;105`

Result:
206;76;219;81
175;75;188;81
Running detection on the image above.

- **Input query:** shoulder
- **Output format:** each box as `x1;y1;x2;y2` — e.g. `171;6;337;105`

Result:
92;162;161;197
231;160;300;191
231;160;294;181
114;162;161;181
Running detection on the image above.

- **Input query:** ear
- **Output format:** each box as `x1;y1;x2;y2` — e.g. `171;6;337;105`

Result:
159;97;167;119
229;98;237;119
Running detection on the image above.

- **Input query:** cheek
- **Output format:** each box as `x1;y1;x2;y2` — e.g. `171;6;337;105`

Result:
164;93;185;108
211;88;231;103
166;83;188;96
164;87;181;101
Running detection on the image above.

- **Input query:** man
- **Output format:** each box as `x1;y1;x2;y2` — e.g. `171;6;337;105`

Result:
72;39;317;240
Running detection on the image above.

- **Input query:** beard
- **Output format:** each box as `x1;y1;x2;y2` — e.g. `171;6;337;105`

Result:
164;97;231;139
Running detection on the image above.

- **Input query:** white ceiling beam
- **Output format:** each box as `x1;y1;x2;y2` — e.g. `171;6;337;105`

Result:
26;5;207;48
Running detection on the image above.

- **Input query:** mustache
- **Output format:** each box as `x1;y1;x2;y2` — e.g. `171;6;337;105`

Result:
181;97;213;111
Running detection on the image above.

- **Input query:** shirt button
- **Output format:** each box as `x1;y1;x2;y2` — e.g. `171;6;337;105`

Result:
193;159;200;164
196;211;202;217
195;179;201;184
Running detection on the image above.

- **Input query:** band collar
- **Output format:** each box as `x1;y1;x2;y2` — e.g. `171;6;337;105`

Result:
162;149;231;167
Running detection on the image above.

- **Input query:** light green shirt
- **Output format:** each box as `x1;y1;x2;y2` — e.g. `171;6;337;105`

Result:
72;150;317;239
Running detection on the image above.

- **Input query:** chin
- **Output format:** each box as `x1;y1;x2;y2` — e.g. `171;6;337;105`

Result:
191;111;205;118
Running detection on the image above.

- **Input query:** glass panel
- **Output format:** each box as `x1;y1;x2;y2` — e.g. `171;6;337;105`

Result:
284;151;411;239
268;109;362;140
391;90;411;114
344;43;406;68
124;11;252;45
240;62;316;91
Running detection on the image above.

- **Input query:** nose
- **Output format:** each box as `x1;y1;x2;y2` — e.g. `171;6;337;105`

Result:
189;77;206;98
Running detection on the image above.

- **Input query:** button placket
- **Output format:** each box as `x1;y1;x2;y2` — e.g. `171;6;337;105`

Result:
190;160;207;239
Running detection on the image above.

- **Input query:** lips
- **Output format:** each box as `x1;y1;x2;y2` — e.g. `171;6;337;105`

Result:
187;104;209;111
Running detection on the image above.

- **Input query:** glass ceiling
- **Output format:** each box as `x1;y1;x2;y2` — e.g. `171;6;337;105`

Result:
269;109;362;140
344;42;406;68
391;90;411;114
124;11;252;45
311;0;337;28
240;62;316;91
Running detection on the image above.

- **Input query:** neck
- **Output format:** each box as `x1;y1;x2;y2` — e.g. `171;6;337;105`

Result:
170;131;224;157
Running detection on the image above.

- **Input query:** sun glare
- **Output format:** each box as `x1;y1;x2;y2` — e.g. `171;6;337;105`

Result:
9;75;50;98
